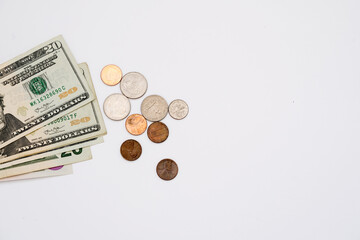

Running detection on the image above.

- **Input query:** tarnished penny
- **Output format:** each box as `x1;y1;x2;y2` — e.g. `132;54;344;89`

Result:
156;159;178;181
120;72;148;99
101;64;123;86
147;122;169;143
120;139;142;161
141;95;168;122
169;99;189;120
125;114;147;135
103;93;130;120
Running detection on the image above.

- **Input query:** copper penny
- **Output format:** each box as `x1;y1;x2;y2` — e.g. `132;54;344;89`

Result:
147;122;169;143
156;159;178;180
100;64;123;86
120;139;142;161
125;114;147;135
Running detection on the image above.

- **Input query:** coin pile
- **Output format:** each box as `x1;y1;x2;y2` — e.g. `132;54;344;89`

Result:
101;64;188;181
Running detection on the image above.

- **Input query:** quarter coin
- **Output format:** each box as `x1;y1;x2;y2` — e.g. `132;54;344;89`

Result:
125;114;147;135
120;139;142;161
100;64;123;86
120;72;148;99
156;159;178;181
141;95;168;121
147;122;169;143
169;99;189;120
103;93;130;120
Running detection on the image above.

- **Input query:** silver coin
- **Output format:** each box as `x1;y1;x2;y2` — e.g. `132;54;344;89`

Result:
103;93;131;121
169;99;189;120
120;72;148;99
141;95;168;121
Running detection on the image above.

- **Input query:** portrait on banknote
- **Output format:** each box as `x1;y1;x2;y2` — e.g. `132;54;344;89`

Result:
0;94;31;158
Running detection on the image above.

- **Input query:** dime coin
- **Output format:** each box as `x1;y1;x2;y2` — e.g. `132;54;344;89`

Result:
120;72;148;99
120;139;142;161
147;122;169;143
125;114;147;135
103;93;130;120
141;95;168;121
156;159;178;181
169;99;189;120
101;64;123;86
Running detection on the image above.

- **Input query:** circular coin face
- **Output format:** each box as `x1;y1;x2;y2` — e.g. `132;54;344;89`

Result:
103;93;130;120
169;99;189;120
125;114;147;135
120;72;148;99
120;139;142;161
156;159;178;180
147;122;169;143
101;64;123;86
141;95;168;121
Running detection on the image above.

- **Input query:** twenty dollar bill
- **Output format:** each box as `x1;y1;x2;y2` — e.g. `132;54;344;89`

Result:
0;35;94;149
0;62;106;163
0;147;92;179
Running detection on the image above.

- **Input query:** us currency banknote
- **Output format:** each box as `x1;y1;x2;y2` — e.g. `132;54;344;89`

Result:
0;62;106;163
0;136;102;171
0;147;92;179
0;165;72;182
0;35;94;149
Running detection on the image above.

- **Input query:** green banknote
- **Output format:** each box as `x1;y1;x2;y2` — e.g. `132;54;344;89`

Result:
0;36;94;149
0;146;92;179
0;63;106;164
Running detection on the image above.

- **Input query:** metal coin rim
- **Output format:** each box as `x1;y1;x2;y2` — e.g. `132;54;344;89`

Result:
120;72;148;99
103;93;131;121
100;64;123;86
156;159;178;181
120;139;142;161
125;114;148;136
147;121;169;143
168;99;189;120
141;95;168;122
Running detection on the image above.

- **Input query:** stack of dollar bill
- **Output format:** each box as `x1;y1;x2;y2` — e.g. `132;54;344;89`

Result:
0;36;107;181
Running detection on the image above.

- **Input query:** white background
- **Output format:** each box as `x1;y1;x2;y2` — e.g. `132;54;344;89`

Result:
0;1;359;239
